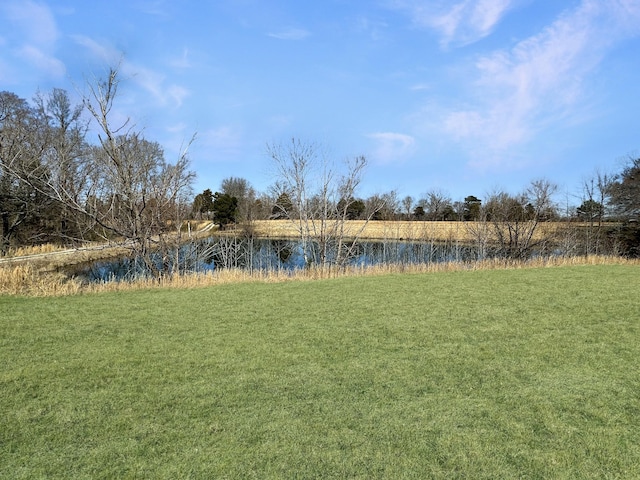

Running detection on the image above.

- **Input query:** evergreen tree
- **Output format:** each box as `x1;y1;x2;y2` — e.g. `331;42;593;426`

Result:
213;192;238;227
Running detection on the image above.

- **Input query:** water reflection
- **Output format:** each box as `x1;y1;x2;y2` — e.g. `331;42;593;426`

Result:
69;237;484;283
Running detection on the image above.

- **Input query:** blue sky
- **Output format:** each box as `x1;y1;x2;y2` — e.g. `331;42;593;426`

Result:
2;1;640;203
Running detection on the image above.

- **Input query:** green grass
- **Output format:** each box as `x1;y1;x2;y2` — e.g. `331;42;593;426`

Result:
1;265;639;478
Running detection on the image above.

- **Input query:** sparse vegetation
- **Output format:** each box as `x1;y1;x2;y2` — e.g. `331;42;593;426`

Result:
0;251;636;297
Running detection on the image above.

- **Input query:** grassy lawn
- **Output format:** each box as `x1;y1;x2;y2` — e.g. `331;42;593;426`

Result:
1;265;639;478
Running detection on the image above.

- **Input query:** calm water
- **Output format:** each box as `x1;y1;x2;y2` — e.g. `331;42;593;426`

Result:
69;237;484;282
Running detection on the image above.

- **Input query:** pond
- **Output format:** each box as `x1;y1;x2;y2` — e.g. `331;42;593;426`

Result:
68;237;485;283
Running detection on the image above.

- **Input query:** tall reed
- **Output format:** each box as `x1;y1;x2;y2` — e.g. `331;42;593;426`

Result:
2;255;637;297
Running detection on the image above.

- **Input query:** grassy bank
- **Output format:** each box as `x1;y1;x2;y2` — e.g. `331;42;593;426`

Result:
2;265;639;478
1;255;638;296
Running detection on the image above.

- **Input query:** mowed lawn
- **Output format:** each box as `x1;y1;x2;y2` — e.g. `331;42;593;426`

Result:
1;266;639;478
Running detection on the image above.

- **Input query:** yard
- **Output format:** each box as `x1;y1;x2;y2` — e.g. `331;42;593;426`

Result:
1;265;639;478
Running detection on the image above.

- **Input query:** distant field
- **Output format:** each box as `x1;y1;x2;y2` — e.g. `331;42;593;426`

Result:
2;265;639;478
251;219;564;241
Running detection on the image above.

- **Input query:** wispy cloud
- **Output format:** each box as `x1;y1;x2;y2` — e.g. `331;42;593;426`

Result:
4;0;58;45
169;48;191;69
200;126;243;157
440;0;640;168
389;0;516;47
72;34;121;64
354;16;389;41
267;27;311;40
134;0;170;17
124;64;166;100
73;35;190;108
19;45;65;77
367;132;416;164
410;83;431;91
167;85;190;107
2;0;65;78
125;64;190;108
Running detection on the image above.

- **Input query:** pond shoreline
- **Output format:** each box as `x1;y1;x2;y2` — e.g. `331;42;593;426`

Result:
0;220;605;272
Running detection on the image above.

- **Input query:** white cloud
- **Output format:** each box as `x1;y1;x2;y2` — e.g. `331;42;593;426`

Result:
1;1;65;78
125;65;189;108
367;132;416;164
389;0;517;47
19;45;66;78
4;0;58;46
72;35;121;64
440;0;640;167
410;83;431;91
123;63;166;99
200;126;243;156
267;28;311;40
73;35;189;108
167;85;190;107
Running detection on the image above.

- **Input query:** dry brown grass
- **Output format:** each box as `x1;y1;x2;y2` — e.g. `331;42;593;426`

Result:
1;245;133;270
249;220;466;240
0;264;82;296
6;243;69;257
1;220;632;297
249;220;564;242
2;221;211;263
2;255;637;297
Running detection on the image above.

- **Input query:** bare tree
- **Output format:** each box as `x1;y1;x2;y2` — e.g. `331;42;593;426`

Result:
423;188;452;221
608;156;640;219
5;67;195;276
80;68;195;276
478;179;558;259
401;195;413;219
577;170;612;254
366;191;398;220
267;138;377;274
220;176;258;224
0;91;52;253
35;88;91;242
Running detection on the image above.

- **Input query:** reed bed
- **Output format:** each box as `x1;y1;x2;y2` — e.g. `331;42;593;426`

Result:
5;243;69;257
249;220;471;241
250;220;563;242
1;255;637;297
0;264;83;297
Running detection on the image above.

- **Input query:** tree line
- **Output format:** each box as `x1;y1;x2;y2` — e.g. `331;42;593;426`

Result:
194;150;639;262
0;68;194;276
192;158;639;228
2;67;640;275
194;155;639;255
